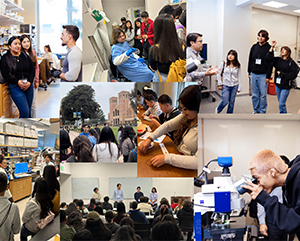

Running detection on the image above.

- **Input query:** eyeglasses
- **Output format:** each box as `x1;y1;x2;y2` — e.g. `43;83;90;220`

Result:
196;40;203;43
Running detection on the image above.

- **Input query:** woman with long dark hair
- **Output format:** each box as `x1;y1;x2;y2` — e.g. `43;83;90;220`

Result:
113;202;129;224
43;165;60;215
21;178;53;240
139;85;200;170
19;35;39;117
111;225;137;241
0;36;35;118
149;14;185;82
125;20;135;47
216;49;242;114
133;19;143;57
60;129;74;161
88;128;99;150
267;41;299;113
121;126;135;163
93;126;120;162
111;28;153;82
66;135;94;162
85;211;112;240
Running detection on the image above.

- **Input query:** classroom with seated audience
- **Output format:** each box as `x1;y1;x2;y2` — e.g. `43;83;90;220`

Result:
60;162;194;241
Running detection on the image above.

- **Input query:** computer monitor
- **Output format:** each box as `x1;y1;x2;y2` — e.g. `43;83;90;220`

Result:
14;162;28;175
200;43;207;61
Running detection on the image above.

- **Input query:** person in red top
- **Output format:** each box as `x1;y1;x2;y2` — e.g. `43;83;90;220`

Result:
141;11;154;60
171;197;179;210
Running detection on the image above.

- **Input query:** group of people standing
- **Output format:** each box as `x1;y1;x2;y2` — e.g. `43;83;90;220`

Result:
190;29;299;114
111;4;186;82
60;123;137;163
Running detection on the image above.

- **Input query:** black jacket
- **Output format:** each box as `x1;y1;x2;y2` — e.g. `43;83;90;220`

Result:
248;42;273;79
266;51;299;89
256;155;300;235
1;52;35;85
102;201;113;211
158;107;181;140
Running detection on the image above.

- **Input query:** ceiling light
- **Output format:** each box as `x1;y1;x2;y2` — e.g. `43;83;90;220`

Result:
262;1;288;8
293;9;300;13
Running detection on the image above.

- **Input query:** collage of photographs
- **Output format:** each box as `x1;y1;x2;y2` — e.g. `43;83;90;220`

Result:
0;0;299;241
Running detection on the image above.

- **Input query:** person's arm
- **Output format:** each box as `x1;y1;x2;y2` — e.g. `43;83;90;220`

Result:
22;201;37;224
92;145;98;162
120;190;123;202
256;190;300;234
12;205;21;234
280;60;299;81
238;68;242;92
112;48;130;66
147;22;154;40
248;46;254;76
125;29;135;42
149;114;184;140
60;47;82;81
163;149;198;170
0;55;18;85
257;202;266;225
143;107;151;116
33;52;40;87
113;190;117;201
217;62;224;86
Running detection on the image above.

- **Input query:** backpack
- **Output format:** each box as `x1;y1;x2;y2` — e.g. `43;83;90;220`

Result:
166;58;186;82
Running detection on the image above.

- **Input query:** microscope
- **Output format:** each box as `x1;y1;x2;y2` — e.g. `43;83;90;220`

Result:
194;157;256;240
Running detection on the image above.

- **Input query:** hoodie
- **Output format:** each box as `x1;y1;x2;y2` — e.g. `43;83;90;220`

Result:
141;18;154;46
0;196;21;241
256;155;300;235
248;41;273;79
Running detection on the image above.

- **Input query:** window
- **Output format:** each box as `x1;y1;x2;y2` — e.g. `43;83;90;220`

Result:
38;0;82;54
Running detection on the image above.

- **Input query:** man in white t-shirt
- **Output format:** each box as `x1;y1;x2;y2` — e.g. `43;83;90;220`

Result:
59;25;82;82
40;154;54;176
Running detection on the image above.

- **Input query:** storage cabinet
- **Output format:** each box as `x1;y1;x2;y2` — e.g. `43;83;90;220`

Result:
0;82;19;118
10;176;32;201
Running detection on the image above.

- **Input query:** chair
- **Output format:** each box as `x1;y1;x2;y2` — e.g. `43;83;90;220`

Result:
108;55;130;82
134;222;151;241
178;215;194;241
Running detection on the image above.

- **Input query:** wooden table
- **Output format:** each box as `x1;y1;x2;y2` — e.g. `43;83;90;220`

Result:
137;108;197;178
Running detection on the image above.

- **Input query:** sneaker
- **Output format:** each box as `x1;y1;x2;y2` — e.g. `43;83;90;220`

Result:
215;107;220;114
252;111;259;114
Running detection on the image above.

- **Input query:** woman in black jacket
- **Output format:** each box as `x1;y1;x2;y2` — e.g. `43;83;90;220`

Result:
0;36;35;117
267;41;299;113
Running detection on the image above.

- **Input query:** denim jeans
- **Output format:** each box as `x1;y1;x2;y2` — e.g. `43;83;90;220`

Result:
153;70;168;82
250;73;268;113
217;85;238;113
9;83;34;118
275;85;290;114
20;224;36;241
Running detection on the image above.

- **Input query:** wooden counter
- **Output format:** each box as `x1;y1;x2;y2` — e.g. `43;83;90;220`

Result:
137;108;197;178
9;173;38;201
0;82;19;118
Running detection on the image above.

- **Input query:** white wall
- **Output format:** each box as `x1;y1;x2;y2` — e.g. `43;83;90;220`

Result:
102;0;145;42
22;0;36;25
198;118;300;178
145;0;169;19
251;8;298;59
60;163;193;210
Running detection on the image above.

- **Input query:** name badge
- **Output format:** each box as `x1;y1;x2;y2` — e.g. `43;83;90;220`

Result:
255;59;262;65
276;77;281;84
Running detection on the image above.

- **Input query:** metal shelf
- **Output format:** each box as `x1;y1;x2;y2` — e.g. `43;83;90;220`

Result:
4;0;24;12
0;14;24;25
4;155;28;159
0;145;38;148
0;132;38;139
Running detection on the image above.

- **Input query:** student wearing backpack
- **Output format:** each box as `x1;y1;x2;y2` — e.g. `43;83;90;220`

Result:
21;178;53;240
216;49;242;114
267;41;299;114
149;14;185;82
0;173;20;241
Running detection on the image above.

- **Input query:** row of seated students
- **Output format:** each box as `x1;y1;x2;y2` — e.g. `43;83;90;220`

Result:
60;197;194;241
0;165;60;240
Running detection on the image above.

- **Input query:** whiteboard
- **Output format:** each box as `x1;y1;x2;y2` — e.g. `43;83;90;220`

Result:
72;178;99;200
109;177;152;199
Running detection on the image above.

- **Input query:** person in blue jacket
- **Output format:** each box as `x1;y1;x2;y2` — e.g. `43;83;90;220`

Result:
243;150;300;239
79;124;89;137
111;28;154;82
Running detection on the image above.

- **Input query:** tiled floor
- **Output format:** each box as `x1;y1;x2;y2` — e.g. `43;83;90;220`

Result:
200;88;300;114
36;81;60;118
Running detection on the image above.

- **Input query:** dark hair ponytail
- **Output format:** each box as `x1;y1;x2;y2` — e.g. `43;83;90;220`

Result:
73;136;94;162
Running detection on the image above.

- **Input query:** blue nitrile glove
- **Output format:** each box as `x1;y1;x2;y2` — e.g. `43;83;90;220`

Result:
126;48;136;56
138;58;145;63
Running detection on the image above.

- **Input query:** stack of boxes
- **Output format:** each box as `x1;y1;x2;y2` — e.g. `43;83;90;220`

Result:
0;122;38;147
